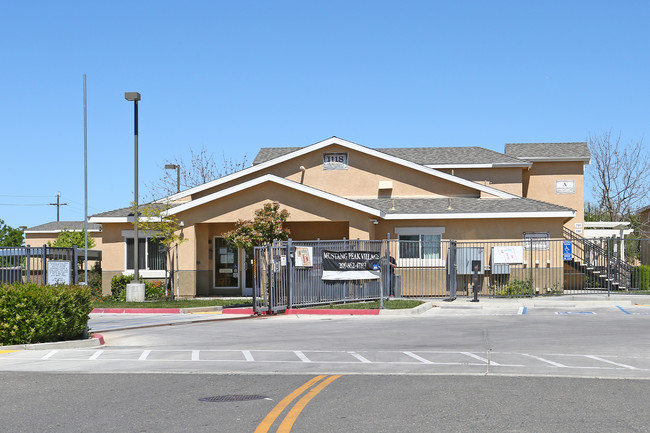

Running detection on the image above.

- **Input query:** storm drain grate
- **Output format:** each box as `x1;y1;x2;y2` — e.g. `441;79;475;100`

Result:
199;395;268;402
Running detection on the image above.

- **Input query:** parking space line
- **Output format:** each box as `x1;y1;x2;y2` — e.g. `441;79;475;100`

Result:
89;350;104;360
583;355;638;370
403;351;434;364
242;350;255;361
192;350;200;361
294;351;311;363
41;350;58;360
138;350;151;361
348;352;371;363
520;353;567;367
461;352;501;366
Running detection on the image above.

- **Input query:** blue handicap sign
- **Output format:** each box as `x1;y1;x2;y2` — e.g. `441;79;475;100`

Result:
562;241;572;260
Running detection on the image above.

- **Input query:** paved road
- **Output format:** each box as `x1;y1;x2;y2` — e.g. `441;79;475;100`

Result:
2;372;649;432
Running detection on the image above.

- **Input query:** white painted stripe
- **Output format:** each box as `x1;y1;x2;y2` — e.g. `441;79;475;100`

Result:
242;350;254;362
583;355;638;370
348;352;372;363
521;353;567;367
138;350;151;361
517;306;525;315
41;350;58;360
192;350;200;361
89;350;104;360
403;351;434;364
294;351;312;363
461;352;501;366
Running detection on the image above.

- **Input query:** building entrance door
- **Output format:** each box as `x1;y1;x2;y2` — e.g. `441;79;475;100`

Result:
213;237;239;288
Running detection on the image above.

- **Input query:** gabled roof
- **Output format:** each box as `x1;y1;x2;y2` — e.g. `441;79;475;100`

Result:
164;137;518;202
354;197;575;220
24;221;102;233
504;142;591;162
375;147;528;168
92;175;573;223
164;174;382;217
89;203;175;223
254;145;529;168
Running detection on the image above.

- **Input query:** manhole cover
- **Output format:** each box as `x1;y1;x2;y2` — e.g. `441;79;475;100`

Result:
199;395;268;402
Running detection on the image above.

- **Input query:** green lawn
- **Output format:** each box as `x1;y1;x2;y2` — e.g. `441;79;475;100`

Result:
309;299;424;310
92;298;252;309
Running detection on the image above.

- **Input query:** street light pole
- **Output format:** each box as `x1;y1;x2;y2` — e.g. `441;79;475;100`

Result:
165;164;181;193
124;92;141;283
124;92;145;302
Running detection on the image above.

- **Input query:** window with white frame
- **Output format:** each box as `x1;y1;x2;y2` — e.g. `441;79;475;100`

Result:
395;227;445;267
123;230;167;273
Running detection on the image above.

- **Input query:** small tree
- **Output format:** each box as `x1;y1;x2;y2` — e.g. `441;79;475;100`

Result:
133;201;186;299
224;202;290;252
0;219;23;247
48;229;96;249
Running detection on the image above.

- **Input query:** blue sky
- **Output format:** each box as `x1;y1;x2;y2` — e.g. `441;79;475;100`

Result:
1;1;648;229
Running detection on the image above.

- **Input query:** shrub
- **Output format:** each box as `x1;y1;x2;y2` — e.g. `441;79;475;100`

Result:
110;275;168;301
494;279;531;297
110;274;133;301
145;280;167;300
633;265;650;290
0;282;92;345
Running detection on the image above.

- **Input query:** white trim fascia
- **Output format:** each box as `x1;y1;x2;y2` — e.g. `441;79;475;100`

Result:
383;211;575;220
24;229;101;234
165;174;383;217
89;216;132;223
425;163;531;169
159;137;518;201
519;157;591;163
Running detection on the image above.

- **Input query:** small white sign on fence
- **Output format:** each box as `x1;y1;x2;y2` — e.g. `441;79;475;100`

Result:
47;260;71;285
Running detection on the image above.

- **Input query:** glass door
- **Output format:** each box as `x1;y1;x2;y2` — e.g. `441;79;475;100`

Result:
214;237;239;288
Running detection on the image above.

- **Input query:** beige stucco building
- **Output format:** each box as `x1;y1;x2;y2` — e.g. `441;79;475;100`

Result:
88;137;590;297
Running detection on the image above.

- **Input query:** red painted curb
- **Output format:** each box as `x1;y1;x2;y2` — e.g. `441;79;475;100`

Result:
91;308;181;314
93;334;105;345
222;308;255;314
285;308;380;315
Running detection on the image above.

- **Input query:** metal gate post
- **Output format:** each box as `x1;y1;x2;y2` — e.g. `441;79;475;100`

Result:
529;237;534;297
607;237;611;296
287;238;293;309
73;246;78;284
25;246;31;283
267;243;274;314
42;245;47;285
448;240;457;300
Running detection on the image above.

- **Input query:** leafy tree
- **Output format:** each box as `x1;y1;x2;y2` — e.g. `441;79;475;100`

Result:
0;219;24;247
48;229;95;249
224;202;290;252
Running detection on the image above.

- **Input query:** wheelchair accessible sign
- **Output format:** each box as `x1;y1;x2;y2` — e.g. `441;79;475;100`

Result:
562;241;572;260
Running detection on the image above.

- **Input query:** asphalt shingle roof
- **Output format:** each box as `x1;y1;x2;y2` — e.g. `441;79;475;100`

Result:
252;146;527;166
504;142;590;160
26;221;101;232
353;197;574;215
90;203;177;218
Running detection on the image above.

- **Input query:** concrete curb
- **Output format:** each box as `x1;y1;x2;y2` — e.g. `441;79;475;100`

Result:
1;334;105;351
379;301;435;315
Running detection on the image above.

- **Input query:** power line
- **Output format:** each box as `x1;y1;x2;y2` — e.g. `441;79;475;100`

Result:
0;203;49;206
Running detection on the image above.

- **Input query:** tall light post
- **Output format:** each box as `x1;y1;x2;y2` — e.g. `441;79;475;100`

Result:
124;92;145;301
165;164;181;193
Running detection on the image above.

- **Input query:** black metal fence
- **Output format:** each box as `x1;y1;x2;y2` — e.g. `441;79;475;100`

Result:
0;246;78;285
254;237;650;313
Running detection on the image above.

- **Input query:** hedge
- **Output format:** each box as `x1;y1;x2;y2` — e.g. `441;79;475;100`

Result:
110;275;168;300
0;282;93;346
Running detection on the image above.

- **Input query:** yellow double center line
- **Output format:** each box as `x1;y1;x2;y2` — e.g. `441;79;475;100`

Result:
255;374;341;433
